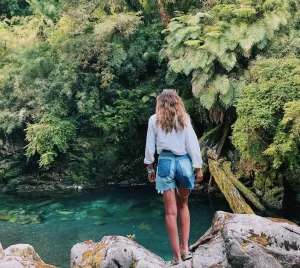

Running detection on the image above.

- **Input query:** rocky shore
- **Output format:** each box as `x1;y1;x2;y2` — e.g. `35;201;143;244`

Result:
1;211;300;268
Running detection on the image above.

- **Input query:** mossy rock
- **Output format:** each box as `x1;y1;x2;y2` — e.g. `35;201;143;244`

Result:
0;215;10;221
254;171;284;209
20;218;32;225
94;220;107;226
4;166;23;179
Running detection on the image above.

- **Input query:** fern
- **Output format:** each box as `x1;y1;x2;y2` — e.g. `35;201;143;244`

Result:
168;58;184;73
200;92;215;110
213;75;230;95
165;70;177;85
160;0;298;118
192;72;210;97
219;86;235;109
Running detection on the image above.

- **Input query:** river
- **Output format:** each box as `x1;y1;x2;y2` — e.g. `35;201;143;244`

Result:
0;186;299;267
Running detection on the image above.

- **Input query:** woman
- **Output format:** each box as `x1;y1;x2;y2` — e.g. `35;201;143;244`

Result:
144;89;203;264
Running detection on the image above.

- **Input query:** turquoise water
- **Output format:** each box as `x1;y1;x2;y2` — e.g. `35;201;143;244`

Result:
0;186;230;267
2;186;299;268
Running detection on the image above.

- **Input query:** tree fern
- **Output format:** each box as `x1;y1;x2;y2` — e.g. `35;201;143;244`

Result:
160;0;297;119
200;92;215;110
192;71;210;97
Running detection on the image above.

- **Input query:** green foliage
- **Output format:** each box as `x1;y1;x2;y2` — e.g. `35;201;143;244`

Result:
0;1;143;171
232;56;300;170
0;0;30;18
160;0;299;117
26;115;76;169
93;86;157;143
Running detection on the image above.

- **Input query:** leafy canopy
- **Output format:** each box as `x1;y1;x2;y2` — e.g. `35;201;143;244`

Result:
232;56;300;170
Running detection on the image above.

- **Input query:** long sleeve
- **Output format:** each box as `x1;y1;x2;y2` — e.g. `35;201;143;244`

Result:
185;120;203;168
144;116;156;164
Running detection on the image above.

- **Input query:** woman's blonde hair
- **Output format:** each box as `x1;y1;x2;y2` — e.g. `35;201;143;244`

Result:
156;89;188;133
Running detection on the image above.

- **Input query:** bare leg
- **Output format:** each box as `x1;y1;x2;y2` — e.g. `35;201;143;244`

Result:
176;187;190;252
163;188;182;262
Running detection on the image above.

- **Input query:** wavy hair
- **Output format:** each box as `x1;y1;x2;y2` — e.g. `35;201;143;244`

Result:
156;89;188;133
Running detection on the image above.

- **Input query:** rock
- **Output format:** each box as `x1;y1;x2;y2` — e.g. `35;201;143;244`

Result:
0;215;10;221
0;243;4;259
190;211;300;268
71;236;168;268
0;243;57;268
70;211;300;268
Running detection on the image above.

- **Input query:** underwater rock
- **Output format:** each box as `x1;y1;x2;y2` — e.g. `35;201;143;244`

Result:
0;215;10;221
0;243;57;268
58;209;74;215
94;220;107;225
137;222;151;231
96;207;113;217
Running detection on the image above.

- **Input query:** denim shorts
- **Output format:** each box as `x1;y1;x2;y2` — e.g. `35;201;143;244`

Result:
156;150;195;192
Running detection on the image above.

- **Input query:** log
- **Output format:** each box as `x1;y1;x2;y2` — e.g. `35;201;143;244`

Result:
223;161;266;212
208;150;254;214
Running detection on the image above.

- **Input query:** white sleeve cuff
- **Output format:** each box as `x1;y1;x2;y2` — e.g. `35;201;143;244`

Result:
144;159;154;165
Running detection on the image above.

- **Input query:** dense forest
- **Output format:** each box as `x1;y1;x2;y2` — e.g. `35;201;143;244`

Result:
0;0;299;210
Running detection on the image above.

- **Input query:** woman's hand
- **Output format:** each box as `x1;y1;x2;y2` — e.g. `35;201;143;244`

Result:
147;165;156;183
148;170;156;183
195;168;203;184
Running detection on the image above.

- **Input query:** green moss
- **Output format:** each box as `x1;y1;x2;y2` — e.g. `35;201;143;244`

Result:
248;231;272;246
4;167;22;179
254;171;284;209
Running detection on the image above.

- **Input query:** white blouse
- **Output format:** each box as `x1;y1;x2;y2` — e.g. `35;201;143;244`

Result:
144;114;203;168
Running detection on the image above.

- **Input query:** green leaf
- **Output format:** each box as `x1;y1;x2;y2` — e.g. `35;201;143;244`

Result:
165;70;177;85
142;96;149;103
200;93;215;110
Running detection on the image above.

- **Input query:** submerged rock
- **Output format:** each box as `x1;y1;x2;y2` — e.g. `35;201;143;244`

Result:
0;215;10;221
0;243;57;268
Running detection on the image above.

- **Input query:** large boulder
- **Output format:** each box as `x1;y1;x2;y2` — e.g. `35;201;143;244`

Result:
71;211;300;268
70;237;168;268
0;243;57;268
190;211;300;268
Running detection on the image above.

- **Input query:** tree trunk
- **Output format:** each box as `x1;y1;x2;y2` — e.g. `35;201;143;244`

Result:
157;0;170;27
216;118;230;159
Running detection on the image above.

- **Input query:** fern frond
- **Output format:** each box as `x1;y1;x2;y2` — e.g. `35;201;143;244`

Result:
191;71;210;97
200;92;215;110
165;70;177;85
213;75;230;95
219;86;235;109
218;52;237;72
168;58;184;73
247;22;266;43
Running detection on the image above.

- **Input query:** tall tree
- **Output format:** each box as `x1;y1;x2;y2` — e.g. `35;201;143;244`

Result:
157;0;170;27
